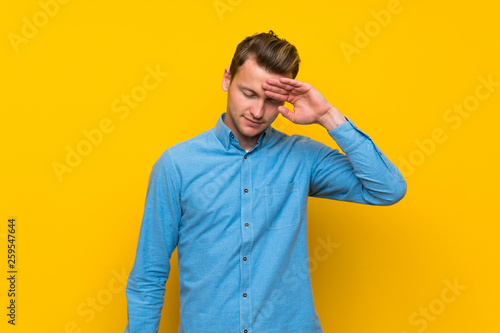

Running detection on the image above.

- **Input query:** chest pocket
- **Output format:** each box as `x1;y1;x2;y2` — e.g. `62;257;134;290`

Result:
264;180;300;230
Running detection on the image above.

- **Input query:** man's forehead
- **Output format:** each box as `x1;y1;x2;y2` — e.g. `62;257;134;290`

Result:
234;66;290;90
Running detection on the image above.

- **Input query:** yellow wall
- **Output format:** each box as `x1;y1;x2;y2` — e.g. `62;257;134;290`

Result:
1;0;499;332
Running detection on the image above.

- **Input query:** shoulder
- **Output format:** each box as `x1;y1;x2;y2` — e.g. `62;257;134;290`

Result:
154;127;214;167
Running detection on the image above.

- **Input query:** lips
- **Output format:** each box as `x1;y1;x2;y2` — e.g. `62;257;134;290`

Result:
245;117;262;126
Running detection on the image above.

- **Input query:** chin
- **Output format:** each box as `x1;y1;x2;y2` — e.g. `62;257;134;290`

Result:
240;126;261;138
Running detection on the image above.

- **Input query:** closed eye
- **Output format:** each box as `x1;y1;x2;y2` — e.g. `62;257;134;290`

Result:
243;92;257;98
241;89;281;105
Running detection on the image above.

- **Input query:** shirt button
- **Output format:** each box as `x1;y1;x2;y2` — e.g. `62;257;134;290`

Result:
244;330;248;333
244;189;248;193
243;257;247;261
231;134;234;138
379;151;382;155
243;293;247;297
244;155;247;159
245;223;249;227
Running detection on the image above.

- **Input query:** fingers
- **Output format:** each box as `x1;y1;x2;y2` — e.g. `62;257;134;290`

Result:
264;78;296;91
265;77;310;95
278;77;303;87
262;82;290;95
263;89;288;101
278;105;294;122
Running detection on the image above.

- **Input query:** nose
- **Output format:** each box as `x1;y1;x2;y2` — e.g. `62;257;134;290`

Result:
250;99;265;119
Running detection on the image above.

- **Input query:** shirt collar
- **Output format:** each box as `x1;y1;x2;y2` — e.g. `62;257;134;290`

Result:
214;112;272;151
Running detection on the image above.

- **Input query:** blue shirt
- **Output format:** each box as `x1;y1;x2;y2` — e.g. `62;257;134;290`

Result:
125;112;407;333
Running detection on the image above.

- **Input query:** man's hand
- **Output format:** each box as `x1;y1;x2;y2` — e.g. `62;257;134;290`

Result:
262;77;347;131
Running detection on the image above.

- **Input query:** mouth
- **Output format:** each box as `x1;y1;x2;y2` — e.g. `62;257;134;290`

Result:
244;117;263;127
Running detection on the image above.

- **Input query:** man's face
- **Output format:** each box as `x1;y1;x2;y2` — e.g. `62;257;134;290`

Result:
222;57;291;144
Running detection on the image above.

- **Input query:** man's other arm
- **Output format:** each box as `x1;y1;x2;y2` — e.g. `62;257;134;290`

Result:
124;150;181;332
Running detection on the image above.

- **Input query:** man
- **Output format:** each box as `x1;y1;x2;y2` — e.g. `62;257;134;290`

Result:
124;30;406;333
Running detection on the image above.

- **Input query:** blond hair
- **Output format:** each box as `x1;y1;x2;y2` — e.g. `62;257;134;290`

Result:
228;30;300;84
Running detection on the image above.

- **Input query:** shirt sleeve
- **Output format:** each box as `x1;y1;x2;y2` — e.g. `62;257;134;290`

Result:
124;150;181;332
308;116;407;205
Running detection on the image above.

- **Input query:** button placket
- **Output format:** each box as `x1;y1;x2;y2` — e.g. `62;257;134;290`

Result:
240;150;252;331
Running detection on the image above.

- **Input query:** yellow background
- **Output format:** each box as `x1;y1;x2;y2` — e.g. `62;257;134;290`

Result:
1;0;499;332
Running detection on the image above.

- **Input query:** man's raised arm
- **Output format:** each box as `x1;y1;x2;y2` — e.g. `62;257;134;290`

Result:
263;77;407;205
308;113;407;205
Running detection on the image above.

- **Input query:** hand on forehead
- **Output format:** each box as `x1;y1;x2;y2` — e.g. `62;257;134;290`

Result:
262;78;308;102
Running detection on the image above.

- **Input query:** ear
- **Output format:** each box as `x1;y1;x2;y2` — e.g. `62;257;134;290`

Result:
222;68;231;92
